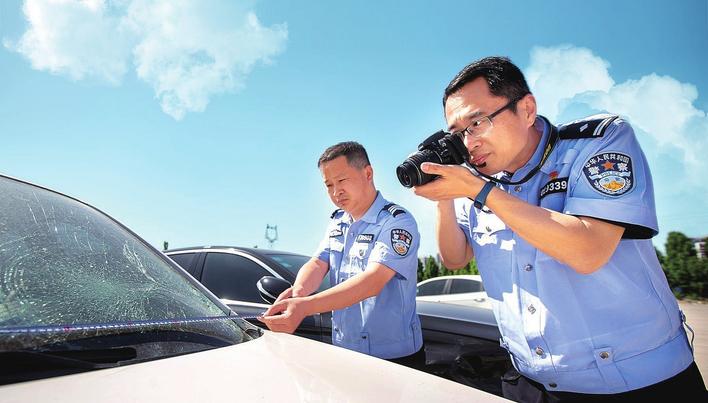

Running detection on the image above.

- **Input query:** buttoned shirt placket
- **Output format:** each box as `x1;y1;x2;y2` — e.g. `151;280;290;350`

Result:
339;215;355;282
505;123;554;371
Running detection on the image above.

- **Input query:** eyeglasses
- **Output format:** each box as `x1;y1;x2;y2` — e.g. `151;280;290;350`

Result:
449;94;527;140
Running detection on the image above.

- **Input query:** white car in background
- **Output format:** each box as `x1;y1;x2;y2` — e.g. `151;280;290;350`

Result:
415;275;509;392
0;174;507;402
417;275;491;309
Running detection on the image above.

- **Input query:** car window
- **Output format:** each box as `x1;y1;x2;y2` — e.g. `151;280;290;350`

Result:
169;252;198;275
0;176;258;361
268;253;331;292
417;279;446;296
202;253;271;303
450;279;484;294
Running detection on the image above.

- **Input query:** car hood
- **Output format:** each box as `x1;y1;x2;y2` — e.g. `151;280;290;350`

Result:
0;331;507;402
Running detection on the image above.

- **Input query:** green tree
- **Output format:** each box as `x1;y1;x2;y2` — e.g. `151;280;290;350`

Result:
424;256;440;280
663;231;708;299
466;258;480;275
417;255;481;281
438;260;452;277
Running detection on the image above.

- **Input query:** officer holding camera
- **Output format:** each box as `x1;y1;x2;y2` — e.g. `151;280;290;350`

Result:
403;57;706;400
260;141;424;368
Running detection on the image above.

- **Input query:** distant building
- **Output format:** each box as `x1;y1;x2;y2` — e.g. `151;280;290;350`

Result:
692;237;706;259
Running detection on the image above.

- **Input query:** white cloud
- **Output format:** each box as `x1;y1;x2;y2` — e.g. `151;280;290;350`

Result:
526;45;708;188
5;0;288;120
578;74;706;178
8;0;132;84
526;45;614;122
124;0;287;120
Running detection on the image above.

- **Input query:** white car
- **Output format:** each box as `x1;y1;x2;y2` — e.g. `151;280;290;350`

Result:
417;275;491;308
415;276;510;392
0;174;506;402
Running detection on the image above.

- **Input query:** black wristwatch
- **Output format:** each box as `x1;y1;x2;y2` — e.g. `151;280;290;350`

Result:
472;181;496;209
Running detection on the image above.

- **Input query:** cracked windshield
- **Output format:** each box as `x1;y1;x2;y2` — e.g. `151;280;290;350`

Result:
0;177;256;351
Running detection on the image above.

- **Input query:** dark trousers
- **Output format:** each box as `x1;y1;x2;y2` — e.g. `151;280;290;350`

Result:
387;345;426;371
501;361;707;402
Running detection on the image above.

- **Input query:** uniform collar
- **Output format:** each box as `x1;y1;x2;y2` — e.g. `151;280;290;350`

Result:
510;116;551;182
355;191;387;224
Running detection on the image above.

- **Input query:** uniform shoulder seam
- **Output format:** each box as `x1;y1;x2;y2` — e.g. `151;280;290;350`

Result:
381;203;407;218
559;114;619;140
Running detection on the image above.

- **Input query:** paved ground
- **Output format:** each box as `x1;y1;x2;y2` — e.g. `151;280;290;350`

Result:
678;300;708;384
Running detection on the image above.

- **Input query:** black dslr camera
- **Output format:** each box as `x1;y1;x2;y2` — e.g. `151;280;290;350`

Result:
396;130;470;188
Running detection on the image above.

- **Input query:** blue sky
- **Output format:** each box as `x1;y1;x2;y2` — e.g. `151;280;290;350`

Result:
1;0;707;257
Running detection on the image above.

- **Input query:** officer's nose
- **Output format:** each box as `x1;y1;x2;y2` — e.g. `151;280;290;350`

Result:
465;136;482;152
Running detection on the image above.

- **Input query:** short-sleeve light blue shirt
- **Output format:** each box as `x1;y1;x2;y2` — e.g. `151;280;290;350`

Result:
314;191;423;359
456;115;693;393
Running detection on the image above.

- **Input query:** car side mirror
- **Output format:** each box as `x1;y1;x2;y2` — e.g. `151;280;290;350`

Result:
257;276;291;304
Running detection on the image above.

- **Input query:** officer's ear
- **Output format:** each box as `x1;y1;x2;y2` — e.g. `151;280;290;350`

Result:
364;165;374;181
519;93;537;128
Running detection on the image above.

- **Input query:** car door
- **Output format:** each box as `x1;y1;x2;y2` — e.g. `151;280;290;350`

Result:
416;278;450;302
198;251;325;342
449;278;489;307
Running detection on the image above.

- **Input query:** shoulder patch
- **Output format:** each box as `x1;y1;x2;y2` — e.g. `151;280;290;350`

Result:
391;229;412;256
382;203;406;217
582;152;634;196
559;114;618;140
330;209;343;219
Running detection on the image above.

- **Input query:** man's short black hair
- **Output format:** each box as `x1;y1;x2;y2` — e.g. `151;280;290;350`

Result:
317;141;371;169
443;56;530;112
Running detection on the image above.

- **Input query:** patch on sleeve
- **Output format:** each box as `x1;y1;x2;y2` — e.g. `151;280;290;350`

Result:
391;229;413;256
582;152;633;196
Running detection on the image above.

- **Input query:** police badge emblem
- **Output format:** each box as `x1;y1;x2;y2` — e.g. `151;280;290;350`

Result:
582;152;633;196
391;229;412;256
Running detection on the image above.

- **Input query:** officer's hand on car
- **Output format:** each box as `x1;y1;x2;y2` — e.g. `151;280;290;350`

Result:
258;297;310;334
413;162;484;201
273;287;293;304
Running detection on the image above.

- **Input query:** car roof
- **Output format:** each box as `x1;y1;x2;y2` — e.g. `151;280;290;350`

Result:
417;274;482;286
164;246;307;257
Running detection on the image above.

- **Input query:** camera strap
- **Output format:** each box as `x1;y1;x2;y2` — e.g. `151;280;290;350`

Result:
471;116;559;186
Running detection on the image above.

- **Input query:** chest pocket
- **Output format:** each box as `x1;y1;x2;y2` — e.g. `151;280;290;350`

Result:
472;212;508;246
471;212;512;300
349;241;372;261
343;228;379;279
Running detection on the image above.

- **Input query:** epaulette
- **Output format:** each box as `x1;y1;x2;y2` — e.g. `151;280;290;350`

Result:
330;209;343;219
382;203;406;217
558;114;619;140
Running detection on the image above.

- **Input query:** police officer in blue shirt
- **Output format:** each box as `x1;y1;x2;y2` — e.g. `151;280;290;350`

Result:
411;57;706;401
260;141;424;367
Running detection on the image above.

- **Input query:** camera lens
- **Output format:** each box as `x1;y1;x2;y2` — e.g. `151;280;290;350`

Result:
396;163;416;188
396;149;442;188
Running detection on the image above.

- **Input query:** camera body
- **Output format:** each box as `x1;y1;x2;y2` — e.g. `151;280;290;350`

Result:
396;130;470;188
